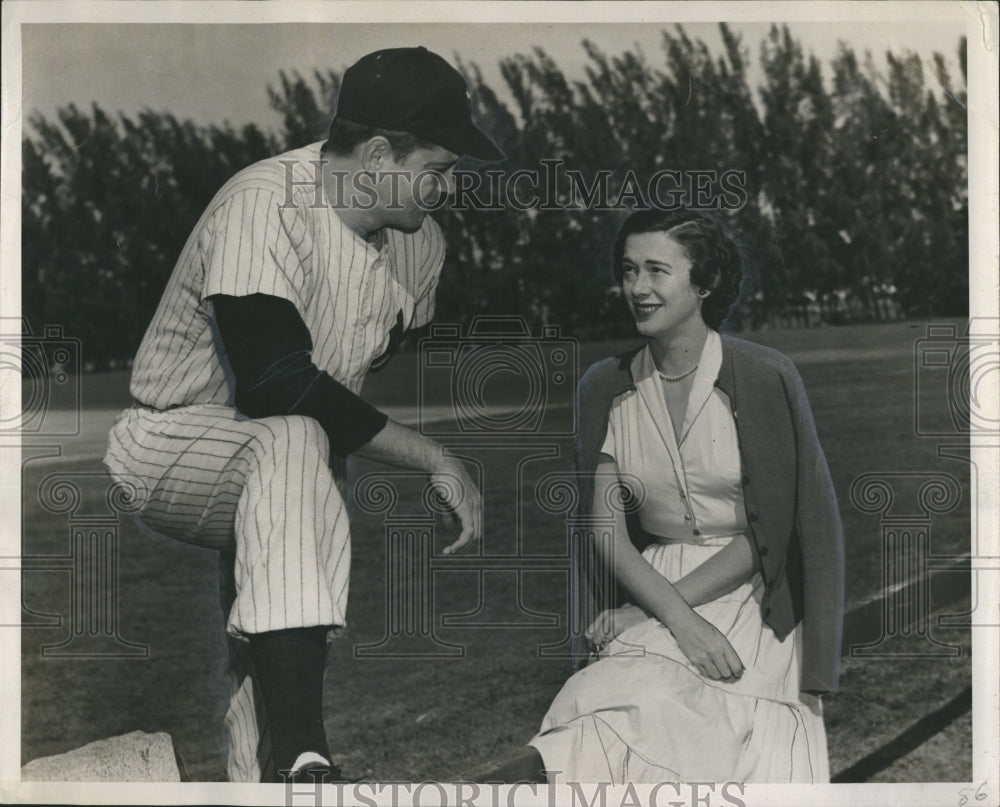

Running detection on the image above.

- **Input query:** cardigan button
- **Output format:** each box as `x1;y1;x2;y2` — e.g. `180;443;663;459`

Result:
763;606;772;618
759;545;769;557
741;474;750;487
749;510;759;522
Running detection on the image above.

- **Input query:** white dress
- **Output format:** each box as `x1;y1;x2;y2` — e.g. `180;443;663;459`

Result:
529;332;829;784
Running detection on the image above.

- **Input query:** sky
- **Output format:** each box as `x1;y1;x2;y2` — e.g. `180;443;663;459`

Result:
20;19;968;134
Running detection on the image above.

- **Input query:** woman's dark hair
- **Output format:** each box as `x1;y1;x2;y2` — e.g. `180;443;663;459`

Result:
612;209;743;330
323;117;435;161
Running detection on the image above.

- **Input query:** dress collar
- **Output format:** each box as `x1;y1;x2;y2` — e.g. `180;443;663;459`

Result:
631;330;723;448
683;330;723;440
614;331;736;401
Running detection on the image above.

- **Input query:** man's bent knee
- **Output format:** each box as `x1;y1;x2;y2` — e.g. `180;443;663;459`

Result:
249;415;331;467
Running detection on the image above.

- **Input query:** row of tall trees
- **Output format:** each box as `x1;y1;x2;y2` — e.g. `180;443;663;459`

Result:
22;24;968;369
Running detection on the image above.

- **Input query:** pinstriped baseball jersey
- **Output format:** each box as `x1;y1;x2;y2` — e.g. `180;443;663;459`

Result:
106;141;447;782
130;141;445;408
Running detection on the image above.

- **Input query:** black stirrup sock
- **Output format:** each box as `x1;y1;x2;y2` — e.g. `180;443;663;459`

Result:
248;626;330;777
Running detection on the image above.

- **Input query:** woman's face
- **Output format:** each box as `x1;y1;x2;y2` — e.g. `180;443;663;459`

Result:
620;231;704;340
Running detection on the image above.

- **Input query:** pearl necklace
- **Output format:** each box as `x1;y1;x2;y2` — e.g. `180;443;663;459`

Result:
657;363;699;382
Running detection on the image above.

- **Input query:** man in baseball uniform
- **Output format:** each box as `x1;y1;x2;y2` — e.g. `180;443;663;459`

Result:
104;47;502;783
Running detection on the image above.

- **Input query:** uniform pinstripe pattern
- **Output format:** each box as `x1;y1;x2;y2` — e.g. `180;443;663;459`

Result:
107;406;351;632
104;142;445;781
219;550;274;782
131;141;443;409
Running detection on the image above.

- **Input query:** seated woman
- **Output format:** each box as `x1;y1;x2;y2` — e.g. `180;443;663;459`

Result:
483;209;844;784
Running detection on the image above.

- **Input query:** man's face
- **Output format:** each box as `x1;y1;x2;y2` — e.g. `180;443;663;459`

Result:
378;144;458;231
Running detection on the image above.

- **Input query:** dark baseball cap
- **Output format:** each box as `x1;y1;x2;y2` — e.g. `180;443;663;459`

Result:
333;47;504;162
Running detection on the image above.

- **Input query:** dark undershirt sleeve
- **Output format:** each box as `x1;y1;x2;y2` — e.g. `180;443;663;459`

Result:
209;293;389;455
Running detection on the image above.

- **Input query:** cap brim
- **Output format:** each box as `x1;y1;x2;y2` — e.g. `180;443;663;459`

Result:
418;120;505;162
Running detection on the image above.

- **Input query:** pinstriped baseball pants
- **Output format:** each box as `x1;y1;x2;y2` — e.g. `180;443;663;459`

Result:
104;404;350;782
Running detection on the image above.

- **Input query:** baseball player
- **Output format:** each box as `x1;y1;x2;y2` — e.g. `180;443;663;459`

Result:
103;47;503;783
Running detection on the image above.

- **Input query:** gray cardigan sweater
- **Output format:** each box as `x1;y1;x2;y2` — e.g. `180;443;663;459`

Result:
574;333;844;695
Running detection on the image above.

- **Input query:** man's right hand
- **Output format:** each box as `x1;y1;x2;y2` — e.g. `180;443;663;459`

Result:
429;456;482;554
354;418;482;554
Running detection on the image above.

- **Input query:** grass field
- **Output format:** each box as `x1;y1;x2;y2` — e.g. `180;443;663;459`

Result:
19;320;973;782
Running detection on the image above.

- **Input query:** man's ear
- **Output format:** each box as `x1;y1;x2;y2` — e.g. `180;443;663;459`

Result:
359;136;393;172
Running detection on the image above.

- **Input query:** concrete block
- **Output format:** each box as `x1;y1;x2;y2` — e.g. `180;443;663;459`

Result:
21;730;181;782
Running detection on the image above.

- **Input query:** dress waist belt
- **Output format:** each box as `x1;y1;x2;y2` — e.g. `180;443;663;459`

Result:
645;531;745;547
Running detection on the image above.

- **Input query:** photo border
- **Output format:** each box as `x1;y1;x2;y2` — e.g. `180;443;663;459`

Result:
2;1;997;804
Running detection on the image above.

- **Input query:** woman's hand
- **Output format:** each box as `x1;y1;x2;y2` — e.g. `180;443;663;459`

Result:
668;609;744;681
585;603;649;652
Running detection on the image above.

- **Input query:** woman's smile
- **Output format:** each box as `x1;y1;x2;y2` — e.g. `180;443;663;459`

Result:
632;300;664;320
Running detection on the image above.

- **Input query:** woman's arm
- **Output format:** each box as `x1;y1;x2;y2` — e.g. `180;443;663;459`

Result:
672;534;760;608
590;461;692;627
592;535;759;648
590;459;744;680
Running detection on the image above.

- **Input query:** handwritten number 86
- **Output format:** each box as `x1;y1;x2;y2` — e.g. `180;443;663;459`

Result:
958;782;988;806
